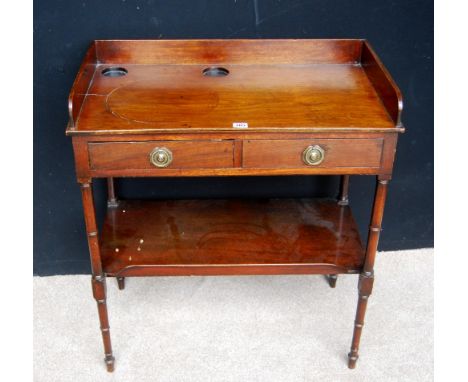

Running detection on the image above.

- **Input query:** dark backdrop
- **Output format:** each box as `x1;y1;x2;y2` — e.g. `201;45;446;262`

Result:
34;0;433;275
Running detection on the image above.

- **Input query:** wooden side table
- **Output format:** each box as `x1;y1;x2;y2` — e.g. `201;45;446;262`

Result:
66;39;404;372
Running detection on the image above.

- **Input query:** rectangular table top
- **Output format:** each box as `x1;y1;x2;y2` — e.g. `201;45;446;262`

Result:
66;39;403;136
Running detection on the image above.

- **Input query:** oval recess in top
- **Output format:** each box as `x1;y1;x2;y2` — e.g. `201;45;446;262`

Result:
102;67;128;77
202;67;229;77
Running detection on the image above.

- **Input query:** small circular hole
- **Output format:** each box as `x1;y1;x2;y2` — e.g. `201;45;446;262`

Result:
202;67;229;77
101;67;128;77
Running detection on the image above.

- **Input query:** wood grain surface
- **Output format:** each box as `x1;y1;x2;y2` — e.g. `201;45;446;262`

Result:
66;39;404;134
89;140;234;170
67;40;404;371
100;199;365;277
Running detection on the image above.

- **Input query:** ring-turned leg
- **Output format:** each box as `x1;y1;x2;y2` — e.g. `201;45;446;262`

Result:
117;277;125;290
92;274;115;372
80;182;115;372
348;271;374;368
348;176;388;369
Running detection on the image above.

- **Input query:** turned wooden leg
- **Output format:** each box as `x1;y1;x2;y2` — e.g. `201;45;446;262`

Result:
117;277;125;290
80;182;115;372
107;177;119;208
338;175;350;206
92;275;115;372
348;271;374;368
348;177;388;369
327;274;338;288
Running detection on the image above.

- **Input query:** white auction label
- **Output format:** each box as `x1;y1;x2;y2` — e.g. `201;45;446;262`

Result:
232;122;248;128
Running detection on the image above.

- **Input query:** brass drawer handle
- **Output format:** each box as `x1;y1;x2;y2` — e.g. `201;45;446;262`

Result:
149;147;173;168
302;145;325;166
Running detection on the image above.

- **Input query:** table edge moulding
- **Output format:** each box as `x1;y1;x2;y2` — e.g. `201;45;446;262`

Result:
66;39;404;372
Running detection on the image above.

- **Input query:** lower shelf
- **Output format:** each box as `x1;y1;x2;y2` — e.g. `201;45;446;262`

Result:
100;198;365;276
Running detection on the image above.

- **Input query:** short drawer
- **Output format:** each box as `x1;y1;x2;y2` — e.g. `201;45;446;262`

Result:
88;140;234;170
243;139;383;169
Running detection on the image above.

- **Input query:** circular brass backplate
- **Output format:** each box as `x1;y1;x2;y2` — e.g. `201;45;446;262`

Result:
302;145;325;166
149;147;173;168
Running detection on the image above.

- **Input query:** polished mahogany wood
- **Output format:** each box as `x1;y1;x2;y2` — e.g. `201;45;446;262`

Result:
67;39;404;372
80;183;115;372
74;63;394;133
95;39;362;65
99;199;365;277
66;39;403;135
361;42;403;126
68;42;96;128
348;177;388;369
243;139;383;169
72;132;398;181
87;137;387;174
89;140;234;170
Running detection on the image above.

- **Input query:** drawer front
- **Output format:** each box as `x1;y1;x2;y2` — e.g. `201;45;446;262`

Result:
243;139;383;169
89;140;234;170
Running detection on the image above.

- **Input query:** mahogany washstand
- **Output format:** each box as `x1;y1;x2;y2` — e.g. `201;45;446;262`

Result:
66;39;404;372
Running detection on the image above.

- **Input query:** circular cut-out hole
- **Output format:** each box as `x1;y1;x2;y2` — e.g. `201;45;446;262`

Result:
101;67;128;77
202;67;229;77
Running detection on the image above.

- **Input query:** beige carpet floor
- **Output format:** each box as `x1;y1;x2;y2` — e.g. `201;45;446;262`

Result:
33;248;433;382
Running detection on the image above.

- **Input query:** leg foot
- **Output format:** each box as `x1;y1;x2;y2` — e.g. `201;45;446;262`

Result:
327;274;338;288
347;272;374;370
347;351;358;369
117;277;125;290
105;354;115;372
107;199;119;208
107;177;119;208
338;175;350;206
91;275;115;373
338;198;349;206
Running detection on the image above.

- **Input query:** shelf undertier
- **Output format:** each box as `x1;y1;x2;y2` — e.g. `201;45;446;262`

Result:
100;199;365;277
